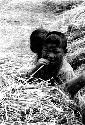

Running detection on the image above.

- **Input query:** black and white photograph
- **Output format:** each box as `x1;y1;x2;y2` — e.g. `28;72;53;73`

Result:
1;0;85;124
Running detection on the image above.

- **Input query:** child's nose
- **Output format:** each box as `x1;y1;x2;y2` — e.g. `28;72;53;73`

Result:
49;53;55;58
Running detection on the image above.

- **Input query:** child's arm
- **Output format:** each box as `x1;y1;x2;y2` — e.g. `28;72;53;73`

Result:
17;58;49;78
65;73;85;98
26;58;49;78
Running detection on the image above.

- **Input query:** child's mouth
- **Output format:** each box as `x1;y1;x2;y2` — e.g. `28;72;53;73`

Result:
49;60;56;65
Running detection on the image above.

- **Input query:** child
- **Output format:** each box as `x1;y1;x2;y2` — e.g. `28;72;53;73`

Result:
29;28;85;124
19;28;85;98
29;29;76;83
29;28;85;99
18;28;85;124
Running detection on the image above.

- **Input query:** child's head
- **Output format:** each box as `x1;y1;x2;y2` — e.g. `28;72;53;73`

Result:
30;29;67;79
42;31;67;67
45;31;67;54
30;29;67;66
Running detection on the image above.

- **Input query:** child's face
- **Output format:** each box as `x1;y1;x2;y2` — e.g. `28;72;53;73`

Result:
41;43;64;67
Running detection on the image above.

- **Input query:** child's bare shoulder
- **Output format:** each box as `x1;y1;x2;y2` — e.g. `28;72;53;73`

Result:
59;58;76;82
61;58;73;71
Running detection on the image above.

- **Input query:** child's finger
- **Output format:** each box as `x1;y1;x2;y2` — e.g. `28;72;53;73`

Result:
38;58;49;65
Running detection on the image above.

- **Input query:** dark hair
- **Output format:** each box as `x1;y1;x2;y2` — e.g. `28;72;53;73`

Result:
30;29;67;56
30;28;49;54
45;31;67;53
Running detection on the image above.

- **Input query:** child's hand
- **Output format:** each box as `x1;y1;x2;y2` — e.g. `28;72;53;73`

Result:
17;67;29;78
38;58;49;65
17;65;36;78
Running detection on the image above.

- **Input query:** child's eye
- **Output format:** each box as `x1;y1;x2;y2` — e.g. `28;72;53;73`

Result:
42;48;47;53
53;49;60;53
